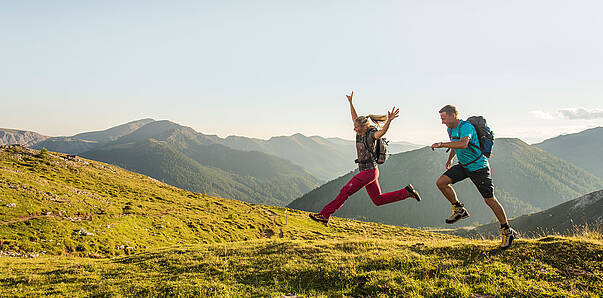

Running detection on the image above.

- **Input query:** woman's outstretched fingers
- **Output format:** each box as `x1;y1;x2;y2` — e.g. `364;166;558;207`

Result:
346;91;354;102
388;107;400;120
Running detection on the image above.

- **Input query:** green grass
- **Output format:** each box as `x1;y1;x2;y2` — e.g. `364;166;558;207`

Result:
0;146;601;297
1;236;601;297
0;145;447;256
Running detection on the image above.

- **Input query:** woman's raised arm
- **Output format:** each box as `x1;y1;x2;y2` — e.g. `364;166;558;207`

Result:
374;107;399;139
347;91;358;122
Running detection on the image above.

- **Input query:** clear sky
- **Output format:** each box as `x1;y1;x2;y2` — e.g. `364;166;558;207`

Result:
1;1;602;144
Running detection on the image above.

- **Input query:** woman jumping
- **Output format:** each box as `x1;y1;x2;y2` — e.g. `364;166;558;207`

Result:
310;91;422;225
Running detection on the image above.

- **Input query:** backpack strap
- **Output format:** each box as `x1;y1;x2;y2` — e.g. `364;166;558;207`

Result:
448;121;483;164
458;151;484;167
355;128;377;164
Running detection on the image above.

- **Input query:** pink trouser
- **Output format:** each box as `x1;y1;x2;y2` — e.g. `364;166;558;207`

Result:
320;167;410;218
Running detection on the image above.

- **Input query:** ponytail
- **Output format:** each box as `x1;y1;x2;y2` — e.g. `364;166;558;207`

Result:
355;114;387;129
367;114;387;128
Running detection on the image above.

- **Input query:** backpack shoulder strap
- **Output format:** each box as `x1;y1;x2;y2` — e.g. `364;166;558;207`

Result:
449;121;467;139
364;129;374;151
363;128;378;162
454;120;480;154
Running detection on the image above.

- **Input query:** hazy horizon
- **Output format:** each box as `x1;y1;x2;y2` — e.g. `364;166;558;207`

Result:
3;117;601;146
2;1;602;144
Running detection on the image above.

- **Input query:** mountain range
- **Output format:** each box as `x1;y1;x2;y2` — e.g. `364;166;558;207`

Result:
4;120;601;217
12;119;420;205
0;129;48;146
78;120;321;206
534;127;603;179
288;138;603;227
457;189;603;238
208;134;421;180
28;119;420;181
30;119;155;155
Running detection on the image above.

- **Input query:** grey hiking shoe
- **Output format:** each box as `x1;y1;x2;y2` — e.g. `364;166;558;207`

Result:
405;184;421;202
445;205;470;224
500;227;518;249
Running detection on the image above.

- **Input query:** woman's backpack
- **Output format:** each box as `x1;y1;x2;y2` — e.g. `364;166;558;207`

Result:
364;128;388;164
355;128;389;165
374;137;389;164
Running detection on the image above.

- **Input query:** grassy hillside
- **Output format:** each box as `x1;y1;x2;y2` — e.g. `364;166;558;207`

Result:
80;121;321;206
457;190;603;238
289;138;603;228
0;144;417;256
0;145;601;297
2;236;601;297
535;127;603;178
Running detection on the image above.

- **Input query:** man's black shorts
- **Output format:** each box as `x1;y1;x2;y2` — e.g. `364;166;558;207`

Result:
443;164;494;198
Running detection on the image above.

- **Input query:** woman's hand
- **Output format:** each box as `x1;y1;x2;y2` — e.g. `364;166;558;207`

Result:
374;107;399;139
387;107;399;122
346;91;354;103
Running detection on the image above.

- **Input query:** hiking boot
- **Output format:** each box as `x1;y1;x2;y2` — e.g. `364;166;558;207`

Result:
445;204;470;224
309;213;329;226
405;184;421;202
500;227;518;249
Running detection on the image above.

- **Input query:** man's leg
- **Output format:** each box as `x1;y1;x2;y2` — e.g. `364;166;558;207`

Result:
437;165;470;224
485;195;516;249
468;167;508;224
484;196;508;225
436;175;460;204
469;167;517;249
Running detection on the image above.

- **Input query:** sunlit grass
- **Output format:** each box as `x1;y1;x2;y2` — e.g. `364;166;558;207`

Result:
1;236;601;297
1;145;601;297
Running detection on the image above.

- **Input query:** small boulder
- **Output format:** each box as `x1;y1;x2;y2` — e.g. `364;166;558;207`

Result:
76;228;94;236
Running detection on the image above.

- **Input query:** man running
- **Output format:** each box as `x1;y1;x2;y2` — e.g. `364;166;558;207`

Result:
431;105;517;249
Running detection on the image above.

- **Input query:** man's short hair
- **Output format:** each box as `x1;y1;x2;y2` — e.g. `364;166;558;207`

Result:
439;105;458;116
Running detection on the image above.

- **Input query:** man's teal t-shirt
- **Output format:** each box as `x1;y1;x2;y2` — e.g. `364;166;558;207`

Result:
447;120;489;172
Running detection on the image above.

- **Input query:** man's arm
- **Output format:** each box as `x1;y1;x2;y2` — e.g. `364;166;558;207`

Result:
446;149;456;169
347;92;358;122
374;107;399;139
440;137;470;149
431;137;470;150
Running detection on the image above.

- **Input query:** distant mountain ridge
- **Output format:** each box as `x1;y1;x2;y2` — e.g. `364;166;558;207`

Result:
458;189;603;238
207;133;422;180
80;120;322;206
25;119;421;181
72;118;156;143
0;129;48;146
30;119;155;154
288;138;603;227
534;127;603;179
